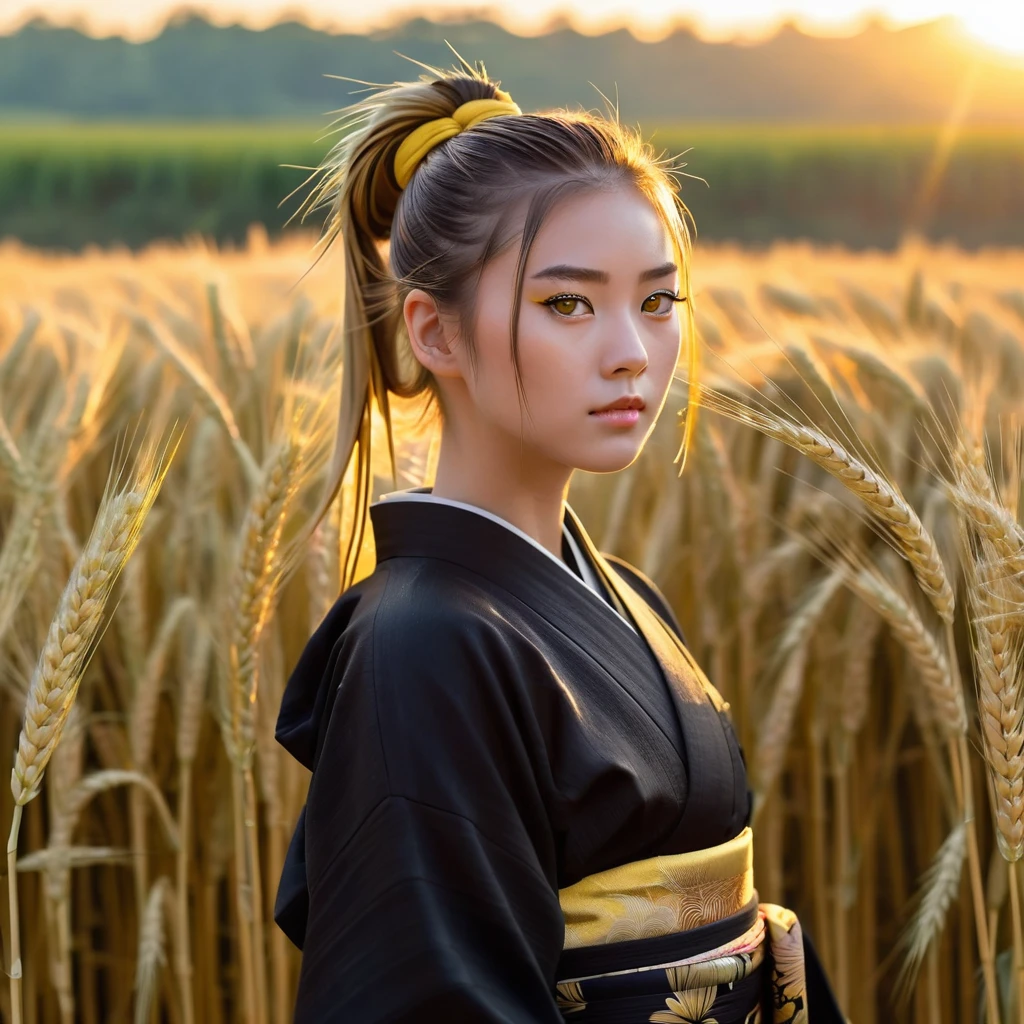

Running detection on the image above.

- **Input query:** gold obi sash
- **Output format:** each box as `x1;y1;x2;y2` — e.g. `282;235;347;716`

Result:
559;826;754;948
555;827;810;1024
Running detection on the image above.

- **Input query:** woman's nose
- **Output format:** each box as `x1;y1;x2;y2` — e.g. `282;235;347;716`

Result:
602;318;649;377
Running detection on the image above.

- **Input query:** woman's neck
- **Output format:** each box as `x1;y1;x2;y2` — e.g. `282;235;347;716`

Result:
429;432;573;562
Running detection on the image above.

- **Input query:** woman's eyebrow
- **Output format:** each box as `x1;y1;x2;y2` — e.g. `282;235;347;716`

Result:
529;262;678;284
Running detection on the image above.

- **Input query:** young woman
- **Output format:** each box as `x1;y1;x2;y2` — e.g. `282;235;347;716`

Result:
274;57;844;1022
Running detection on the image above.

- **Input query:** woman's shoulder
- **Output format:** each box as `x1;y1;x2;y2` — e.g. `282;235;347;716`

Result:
277;558;521;771
354;555;519;636
313;558;534;697
314;555;500;636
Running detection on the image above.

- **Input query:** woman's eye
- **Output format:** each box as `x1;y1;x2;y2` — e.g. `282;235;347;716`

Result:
544;295;591;318
641;291;683;315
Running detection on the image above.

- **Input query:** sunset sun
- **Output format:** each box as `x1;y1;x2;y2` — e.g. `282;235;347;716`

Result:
956;9;1024;56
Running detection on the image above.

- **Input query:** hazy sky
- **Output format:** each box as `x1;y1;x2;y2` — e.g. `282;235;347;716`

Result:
3;0;1022;53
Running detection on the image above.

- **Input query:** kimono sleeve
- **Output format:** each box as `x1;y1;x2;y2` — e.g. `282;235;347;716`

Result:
293;581;567;1023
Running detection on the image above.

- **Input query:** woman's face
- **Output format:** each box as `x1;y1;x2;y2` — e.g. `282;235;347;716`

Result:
414;183;686;477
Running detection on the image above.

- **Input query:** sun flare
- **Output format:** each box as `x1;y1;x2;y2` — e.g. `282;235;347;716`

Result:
956;10;1024;57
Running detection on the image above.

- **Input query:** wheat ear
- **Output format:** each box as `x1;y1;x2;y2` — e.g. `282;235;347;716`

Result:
969;559;1024;862
6;427;180;1024
952;445;1024;862
849;565;965;736
754;569;845;814
893;823;967;1005
0;396;70;647
220;433;296;1024
13;489;160;802
225;431;305;766
952;484;1024;596
797;525;966;737
134;877;173;1024
689;378;954;623
222;395;332;1024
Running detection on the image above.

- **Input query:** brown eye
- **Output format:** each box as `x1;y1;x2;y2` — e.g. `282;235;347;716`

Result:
543;294;592;318
642;292;681;315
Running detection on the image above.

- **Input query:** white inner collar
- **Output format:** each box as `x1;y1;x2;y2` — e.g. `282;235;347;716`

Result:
373;488;637;634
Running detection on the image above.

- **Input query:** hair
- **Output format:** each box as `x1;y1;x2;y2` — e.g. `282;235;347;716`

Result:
289;51;701;590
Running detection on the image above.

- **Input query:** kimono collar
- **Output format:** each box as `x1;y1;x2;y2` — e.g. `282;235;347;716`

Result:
369;488;613;612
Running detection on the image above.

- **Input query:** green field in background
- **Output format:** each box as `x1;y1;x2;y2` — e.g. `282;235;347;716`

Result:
3;121;1023;250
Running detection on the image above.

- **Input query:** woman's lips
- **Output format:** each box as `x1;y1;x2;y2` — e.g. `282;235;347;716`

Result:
589;409;641;426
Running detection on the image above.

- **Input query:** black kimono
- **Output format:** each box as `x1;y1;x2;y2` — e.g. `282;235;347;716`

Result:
274;488;840;1022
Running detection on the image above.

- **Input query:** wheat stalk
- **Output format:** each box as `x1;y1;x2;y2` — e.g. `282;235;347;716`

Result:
838;600;883;748
115;550;148;697
0;409;24;486
48;770;179;855
131;594;195;769
17;847;132;873
174;611;210;1024
130;311;259;486
127;591;194;923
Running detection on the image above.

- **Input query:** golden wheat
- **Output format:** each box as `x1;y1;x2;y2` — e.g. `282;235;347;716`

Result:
3;236;1024;1023
689;378;956;624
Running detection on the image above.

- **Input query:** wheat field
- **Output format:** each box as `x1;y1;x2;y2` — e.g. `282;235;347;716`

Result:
2;227;1024;1023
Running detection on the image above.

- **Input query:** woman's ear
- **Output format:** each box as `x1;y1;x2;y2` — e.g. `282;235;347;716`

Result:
404;289;464;380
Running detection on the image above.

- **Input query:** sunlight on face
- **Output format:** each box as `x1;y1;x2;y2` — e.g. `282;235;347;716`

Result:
466;184;685;475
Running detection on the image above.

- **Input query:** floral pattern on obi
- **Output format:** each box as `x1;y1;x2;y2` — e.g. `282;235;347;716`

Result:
552;828;811;1023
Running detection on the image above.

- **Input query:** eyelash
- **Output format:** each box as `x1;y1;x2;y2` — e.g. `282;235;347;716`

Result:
542;290;687;318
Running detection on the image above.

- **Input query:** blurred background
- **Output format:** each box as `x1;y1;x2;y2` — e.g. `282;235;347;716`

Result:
1;0;1023;250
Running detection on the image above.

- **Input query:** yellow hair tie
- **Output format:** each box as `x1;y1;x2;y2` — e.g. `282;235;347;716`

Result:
393;88;522;190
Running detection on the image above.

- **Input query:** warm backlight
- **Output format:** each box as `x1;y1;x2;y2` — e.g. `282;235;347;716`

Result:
955;9;1024;56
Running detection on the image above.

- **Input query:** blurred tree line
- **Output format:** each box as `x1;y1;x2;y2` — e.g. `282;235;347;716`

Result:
2;123;1022;250
2;13;1023;125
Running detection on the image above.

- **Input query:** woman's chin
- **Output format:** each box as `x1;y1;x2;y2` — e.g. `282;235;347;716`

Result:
572;445;646;475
